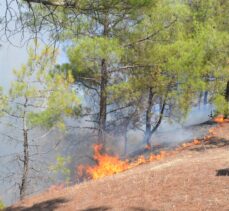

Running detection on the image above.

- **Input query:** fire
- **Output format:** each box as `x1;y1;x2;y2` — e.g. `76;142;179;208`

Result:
77;119;228;181
132;155;147;166
86;145;129;180
78;146;175;180
77;139;203;180
213;115;225;123
180;139;201;148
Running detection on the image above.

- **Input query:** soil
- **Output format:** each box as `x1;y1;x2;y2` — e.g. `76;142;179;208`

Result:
5;122;229;211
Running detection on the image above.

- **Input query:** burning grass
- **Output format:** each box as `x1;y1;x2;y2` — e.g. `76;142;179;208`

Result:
77;116;229;181
213;114;225;123
86;145;129;179
77;146;175;180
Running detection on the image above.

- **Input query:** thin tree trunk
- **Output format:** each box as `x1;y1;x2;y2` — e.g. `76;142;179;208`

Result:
143;87;154;146
98;58;108;144
198;92;203;108
203;91;208;105
98;16;109;145
20;97;29;200
225;81;229;117
20;129;29;200
225;81;229;102
143;93;167;147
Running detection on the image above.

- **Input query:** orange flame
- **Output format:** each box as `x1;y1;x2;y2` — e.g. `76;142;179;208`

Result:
213;115;225;123
86;145;129;180
77;120;227;181
79;145;175;180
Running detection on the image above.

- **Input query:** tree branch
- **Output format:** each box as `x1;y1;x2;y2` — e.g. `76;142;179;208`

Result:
126;17;178;47
24;0;76;7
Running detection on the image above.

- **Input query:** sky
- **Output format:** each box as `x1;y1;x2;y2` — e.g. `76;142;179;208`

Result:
0;40;69;93
0;1;28;90
0;1;68;90
0;41;28;90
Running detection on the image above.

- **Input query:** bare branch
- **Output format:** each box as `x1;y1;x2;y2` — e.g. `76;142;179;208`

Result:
126;17;178;47
23;0;76;8
108;65;155;73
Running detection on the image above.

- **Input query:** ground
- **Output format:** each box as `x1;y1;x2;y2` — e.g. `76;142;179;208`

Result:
5;122;229;211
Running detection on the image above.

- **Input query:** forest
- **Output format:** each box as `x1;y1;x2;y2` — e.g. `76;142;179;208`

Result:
0;0;229;208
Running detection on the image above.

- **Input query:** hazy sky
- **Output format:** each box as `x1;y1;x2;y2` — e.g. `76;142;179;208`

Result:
0;2;68;91
0;41;28;90
0;39;68;91
0;1;29;90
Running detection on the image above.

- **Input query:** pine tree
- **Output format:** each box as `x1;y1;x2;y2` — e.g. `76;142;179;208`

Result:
0;45;79;199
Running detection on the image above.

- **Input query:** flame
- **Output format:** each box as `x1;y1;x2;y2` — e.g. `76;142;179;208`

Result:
132;155;147;166
213;115;225;123
180;139;201;148
77;120;228;181
86;145;129;180
78;145;175;180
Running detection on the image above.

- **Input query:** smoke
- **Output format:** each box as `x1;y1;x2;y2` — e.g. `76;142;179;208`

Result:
183;104;213;126
52;104;215;184
100;104;214;156
0;95;215;206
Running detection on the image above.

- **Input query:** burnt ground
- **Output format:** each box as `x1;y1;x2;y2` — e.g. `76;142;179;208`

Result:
5;122;229;211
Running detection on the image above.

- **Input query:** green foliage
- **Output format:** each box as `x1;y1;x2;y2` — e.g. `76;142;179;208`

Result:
0;87;8;117
59;0;229;128
0;45;80;201
50;155;71;183
109;0;229;123
1;45;80;130
19;0;229;131
214;95;229;116
68;37;124;72
27;70;80;130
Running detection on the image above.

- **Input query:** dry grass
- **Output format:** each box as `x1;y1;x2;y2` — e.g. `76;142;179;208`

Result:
6;122;229;211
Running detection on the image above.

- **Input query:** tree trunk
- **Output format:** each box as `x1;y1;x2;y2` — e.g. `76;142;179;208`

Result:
98;58;108;144
203;91;208;105
98;15;109;145
20;97;29;200
198;92;203;108
143;87;154;146
143;93;167;147
20;128;29;200
225;81;229;102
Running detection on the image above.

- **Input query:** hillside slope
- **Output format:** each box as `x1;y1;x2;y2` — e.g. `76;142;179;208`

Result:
6;123;229;211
